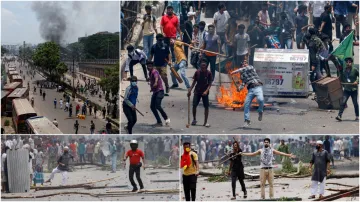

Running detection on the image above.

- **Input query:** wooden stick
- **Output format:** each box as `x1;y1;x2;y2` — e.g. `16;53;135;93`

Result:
176;40;228;57
1;192;98;199
327;183;356;188
150;179;179;183
33;184;92;191
85;185;128;190
120;95;145;116
218;43;222;86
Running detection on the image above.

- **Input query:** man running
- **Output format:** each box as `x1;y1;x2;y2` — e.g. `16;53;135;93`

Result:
125;45;149;80
45;146;74;185
123;140;145;192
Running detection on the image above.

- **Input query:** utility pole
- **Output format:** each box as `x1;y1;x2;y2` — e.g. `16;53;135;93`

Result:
107;38;109;59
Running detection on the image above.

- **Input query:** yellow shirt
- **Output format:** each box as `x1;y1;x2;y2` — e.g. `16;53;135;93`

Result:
183;151;198;176
174;41;187;65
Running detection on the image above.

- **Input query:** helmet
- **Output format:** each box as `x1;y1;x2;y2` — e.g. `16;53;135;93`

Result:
130;139;138;150
130;140;138;144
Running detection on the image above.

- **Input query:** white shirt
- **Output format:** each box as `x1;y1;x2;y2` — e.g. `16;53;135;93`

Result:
333;141;340;151
60;100;63;105
235;33;250;55
200;141;206;152
5;140;13;149
125;49;147;72
244;144;252;153
29;137;34;149
213;11;230;33
312;1;327;17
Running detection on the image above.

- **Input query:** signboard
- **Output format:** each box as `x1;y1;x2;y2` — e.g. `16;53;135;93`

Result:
254;48;309;97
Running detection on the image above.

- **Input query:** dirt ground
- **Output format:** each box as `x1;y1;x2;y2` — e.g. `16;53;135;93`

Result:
180;159;359;201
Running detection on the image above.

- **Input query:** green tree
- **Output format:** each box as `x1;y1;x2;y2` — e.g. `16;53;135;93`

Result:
32;42;60;80
1;46;9;56
98;62;119;118
81;33;119;59
56;62;68;81
66;42;84;60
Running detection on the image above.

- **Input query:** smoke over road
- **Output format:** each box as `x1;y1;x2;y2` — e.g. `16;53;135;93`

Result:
31;1;67;44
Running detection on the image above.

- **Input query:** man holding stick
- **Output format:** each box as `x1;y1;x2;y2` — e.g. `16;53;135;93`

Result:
45;146;74;185
147;61;170;127
230;60;264;127
187;58;212;128
241;138;296;200
122;76;139;134
170;39;191;89
201;24;220;83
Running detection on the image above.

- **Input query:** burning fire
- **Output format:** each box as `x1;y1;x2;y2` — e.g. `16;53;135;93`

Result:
216;59;256;108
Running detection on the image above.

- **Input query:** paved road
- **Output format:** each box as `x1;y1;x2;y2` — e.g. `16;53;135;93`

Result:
120;12;359;134
4;61;110;134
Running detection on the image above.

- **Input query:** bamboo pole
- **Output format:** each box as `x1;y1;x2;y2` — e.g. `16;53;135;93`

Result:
1;192;98;199
176;40;228;57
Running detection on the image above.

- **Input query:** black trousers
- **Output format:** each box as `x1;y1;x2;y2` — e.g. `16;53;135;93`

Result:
338;90;359;117
150;90;168;124
183;174;197;201
231;171;246;197
129;59;148;79
129;165;143;189
123;104;137;134
335;14;347;39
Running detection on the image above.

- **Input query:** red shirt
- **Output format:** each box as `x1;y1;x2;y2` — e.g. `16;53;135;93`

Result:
126;149;144;165
160;14;178;38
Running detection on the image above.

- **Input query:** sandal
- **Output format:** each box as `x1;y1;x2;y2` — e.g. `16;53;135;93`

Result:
191;120;197;126
204;123;211;128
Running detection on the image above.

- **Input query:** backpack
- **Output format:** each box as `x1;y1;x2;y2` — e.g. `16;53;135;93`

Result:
128;49;141;60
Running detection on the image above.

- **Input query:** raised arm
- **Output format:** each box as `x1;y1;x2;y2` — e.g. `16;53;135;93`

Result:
273;149;295;158
241;149;261;156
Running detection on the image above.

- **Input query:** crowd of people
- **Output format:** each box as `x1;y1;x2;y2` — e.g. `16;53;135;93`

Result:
181;135;358;201
122;1;359;133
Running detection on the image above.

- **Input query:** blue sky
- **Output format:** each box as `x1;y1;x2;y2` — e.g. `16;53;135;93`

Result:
1;1;119;45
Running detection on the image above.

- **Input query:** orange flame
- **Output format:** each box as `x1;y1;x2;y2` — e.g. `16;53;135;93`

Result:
216;59;256;108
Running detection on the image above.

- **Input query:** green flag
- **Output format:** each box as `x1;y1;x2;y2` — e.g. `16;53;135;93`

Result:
330;30;354;60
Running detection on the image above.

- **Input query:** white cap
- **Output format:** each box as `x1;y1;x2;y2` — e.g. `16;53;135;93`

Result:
64;146;69;150
316;140;323;145
187;12;196;17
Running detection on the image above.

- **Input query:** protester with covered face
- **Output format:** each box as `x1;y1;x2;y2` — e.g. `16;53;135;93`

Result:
187;58;212;128
149;34;171;94
125;45;148;81
147;60;170;127
227;141;247;200
279;12;294;49
161;5;182;63
308;140;331;199
181;139;199;201
123;140;145;192
336;57;359;121
241;138;296;199
231;60;264;127
45;146;74;185
201;24;220;83
234;24;250;66
319;5;334;52
123;76;138;134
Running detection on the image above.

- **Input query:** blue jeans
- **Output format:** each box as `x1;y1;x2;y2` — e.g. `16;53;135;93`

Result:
170;60;190;88
244;86;264;121
195;13;200;24
217;32;226;54
143;35;154;58
111;154;117;172
310;62;322;92
296;33;304;49
282;38;293;49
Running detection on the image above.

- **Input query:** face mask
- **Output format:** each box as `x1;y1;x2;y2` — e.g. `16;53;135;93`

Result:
316;145;320;150
264;144;269;148
167;12;172;16
157;39;163;44
199;26;205;31
185;148;191;152
130;144;138;150
64;150;69;154
131;82;137;86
